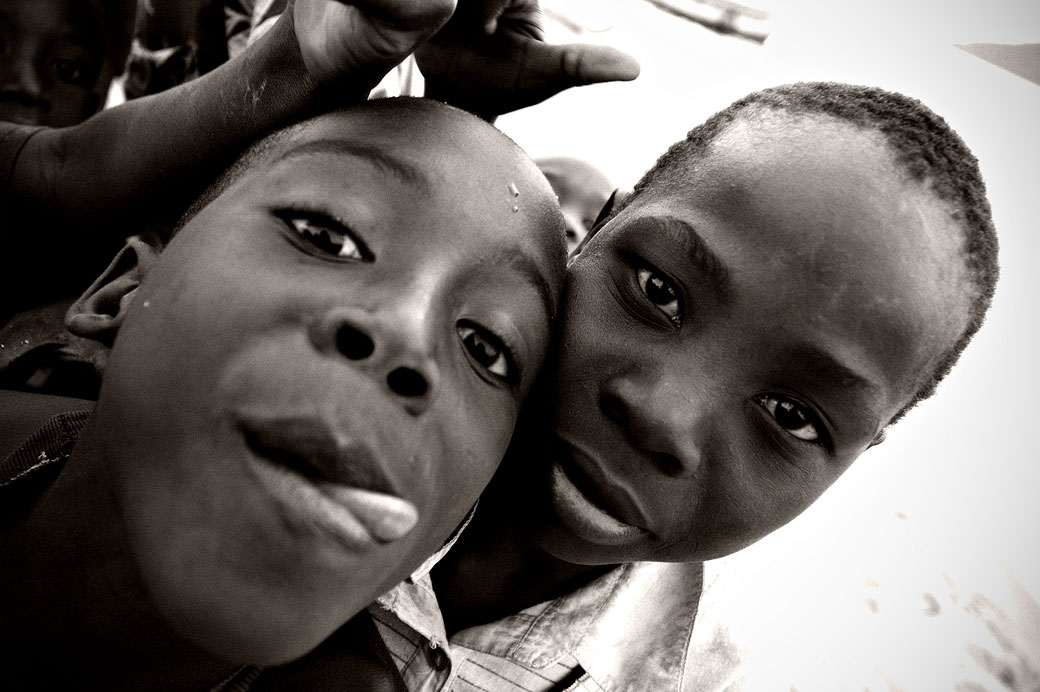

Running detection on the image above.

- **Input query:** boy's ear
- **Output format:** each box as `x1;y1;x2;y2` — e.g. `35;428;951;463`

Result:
66;233;163;346
868;427;888;449
572;188;630;260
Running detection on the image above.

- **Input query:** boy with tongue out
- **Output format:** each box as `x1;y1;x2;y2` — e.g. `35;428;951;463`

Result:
0;93;566;690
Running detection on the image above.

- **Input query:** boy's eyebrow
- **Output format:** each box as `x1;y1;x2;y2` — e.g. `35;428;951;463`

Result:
275;139;428;190
488;245;557;324
787;343;880;395
655;216;730;297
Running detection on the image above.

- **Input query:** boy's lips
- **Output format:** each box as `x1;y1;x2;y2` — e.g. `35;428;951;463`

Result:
236;413;418;551
547;436;651;544
239;414;399;495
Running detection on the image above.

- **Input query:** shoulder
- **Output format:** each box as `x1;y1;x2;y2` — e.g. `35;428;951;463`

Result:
0;122;44;159
1;123;46;205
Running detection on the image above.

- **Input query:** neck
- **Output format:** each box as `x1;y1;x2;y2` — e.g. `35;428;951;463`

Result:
0;415;234;690
431;487;614;637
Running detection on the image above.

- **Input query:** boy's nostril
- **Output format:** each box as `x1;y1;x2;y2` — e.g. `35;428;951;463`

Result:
650;452;685;478
600;392;628;427
387;367;428;398
336;324;375;360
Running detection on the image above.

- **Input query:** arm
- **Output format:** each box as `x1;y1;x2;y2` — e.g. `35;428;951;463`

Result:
3;0;456;231
0;0;454;317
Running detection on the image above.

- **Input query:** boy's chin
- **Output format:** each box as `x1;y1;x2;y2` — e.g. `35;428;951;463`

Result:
138;548;389;666
161;591;365;667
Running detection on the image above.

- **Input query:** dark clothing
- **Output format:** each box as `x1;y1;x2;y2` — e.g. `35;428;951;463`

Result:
0;406;406;691
0;407;88;528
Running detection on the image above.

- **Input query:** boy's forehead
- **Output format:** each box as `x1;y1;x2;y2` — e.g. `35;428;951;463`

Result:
678;116;939;253
698;115;964;263
259;107;532;183
269;106;560;211
284;106;474;150
705;114;896;184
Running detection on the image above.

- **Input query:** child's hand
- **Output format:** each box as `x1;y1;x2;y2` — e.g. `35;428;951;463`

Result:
292;0;457;93
415;0;640;120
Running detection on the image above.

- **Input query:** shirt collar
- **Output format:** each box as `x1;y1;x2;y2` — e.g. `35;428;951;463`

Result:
408;501;477;584
371;502;479;649
376;560;704;692
572;561;704;692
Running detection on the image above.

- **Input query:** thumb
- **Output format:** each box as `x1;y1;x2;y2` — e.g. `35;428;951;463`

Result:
522;42;640;90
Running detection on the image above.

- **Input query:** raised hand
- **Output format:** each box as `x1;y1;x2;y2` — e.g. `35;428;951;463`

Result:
415;0;640;120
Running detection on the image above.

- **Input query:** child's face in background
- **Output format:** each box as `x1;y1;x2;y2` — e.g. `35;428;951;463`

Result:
94;104;565;664
537;157;614;254
506;115;970;566
0;0;108;126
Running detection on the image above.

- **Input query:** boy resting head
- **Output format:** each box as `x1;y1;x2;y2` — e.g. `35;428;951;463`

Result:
428;84;1000;687
505;81;999;565
535;155;614;254
0;96;566;689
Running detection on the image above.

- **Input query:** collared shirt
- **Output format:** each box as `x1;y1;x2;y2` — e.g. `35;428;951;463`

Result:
370;560;709;692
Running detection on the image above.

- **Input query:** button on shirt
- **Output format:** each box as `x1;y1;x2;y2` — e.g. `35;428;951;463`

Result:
370;560;707;692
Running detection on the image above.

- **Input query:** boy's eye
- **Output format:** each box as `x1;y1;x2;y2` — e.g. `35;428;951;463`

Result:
50;58;88;86
280;211;371;261
636;265;682;326
755;394;821;443
458;322;514;383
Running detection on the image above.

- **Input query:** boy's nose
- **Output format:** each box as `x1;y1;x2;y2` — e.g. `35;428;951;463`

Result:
309;306;440;416
599;374;704;479
0;53;45;99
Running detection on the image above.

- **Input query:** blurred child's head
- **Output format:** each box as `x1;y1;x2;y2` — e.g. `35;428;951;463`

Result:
0;0;134;126
65;97;566;663
503;82;998;566
536;156;614;254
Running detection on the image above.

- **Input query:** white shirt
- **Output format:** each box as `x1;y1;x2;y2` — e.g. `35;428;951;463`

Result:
369;560;727;692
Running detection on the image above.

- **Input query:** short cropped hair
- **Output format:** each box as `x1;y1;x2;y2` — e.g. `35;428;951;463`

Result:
620;82;999;423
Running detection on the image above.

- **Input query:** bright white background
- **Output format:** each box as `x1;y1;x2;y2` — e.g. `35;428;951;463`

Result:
499;1;1040;686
